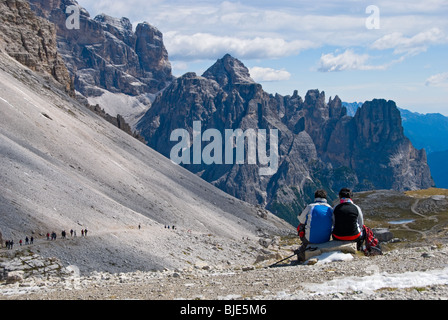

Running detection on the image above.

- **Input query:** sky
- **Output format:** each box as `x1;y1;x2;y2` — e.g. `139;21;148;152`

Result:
77;0;448;115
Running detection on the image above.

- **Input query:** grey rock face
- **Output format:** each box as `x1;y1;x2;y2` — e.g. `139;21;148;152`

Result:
28;0;174;124
202;53;256;90
0;0;72;93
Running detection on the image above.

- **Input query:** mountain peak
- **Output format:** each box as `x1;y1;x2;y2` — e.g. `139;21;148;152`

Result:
202;54;255;90
94;14;133;33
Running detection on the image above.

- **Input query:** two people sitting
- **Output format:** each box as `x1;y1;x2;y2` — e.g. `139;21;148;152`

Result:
296;187;365;262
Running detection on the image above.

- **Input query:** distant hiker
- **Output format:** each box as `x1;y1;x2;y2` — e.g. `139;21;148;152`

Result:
332;188;364;249
138;224;141;230
25;236;29;245
30;236;34;244
295;189;334;261
47;233;50;240
70;229;74;237
84;228;88;236
19;239;22;246
81;229;84;237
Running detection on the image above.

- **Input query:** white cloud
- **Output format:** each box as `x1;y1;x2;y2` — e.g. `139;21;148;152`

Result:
425;72;448;87
249;67;291;82
164;32;316;61
371;28;447;56
78;0;448;65
318;49;388;72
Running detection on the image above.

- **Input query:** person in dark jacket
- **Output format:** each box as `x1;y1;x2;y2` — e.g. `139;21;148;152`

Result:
332;188;364;248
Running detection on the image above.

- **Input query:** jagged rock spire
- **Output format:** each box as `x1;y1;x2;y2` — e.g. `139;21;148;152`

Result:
202;54;255;90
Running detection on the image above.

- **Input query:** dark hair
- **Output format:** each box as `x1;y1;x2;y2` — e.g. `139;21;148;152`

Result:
339;188;352;199
314;189;327;199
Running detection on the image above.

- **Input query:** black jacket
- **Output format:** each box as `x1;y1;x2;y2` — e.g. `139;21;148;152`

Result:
332;199;364;240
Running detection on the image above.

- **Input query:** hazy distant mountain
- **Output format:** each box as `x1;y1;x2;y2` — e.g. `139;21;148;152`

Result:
428;150;448;188
399;109;448;154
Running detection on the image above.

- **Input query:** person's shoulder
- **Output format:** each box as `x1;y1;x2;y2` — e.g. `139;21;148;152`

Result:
320;202;333;210
333;202;343;209
353;203;363;212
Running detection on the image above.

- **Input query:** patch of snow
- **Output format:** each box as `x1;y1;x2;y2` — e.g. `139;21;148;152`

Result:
87;89;153;128
314;251;354;265
304;267;448;295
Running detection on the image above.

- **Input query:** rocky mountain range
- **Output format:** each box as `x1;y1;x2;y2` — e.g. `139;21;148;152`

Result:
137;54;434;225
28;0;174;128
3;0;435;229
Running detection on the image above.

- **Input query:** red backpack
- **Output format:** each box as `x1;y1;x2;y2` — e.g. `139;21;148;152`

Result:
362;225;382;256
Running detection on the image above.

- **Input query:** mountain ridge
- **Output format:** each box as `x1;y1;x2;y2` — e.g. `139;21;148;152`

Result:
137;54;434;226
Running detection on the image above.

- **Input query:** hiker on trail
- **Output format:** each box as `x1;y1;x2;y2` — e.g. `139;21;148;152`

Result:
332;188;364;249
295;189;334;261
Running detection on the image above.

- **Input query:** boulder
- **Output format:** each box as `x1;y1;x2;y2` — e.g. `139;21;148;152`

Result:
304;240;357;261
373;228;394;242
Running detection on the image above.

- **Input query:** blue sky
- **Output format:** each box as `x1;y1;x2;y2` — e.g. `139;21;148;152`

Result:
78;0;448;115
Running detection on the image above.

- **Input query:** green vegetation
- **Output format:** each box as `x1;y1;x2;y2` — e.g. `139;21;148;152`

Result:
356;188;448;248
405;188;448;198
